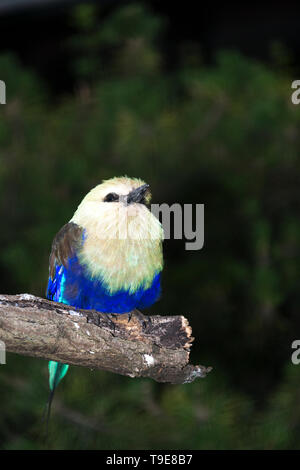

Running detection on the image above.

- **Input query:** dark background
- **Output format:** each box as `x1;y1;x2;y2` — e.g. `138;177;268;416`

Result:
2;1;300;94
1;0;300;449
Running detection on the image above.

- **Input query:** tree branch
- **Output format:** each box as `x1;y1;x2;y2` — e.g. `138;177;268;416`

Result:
0;294;212;384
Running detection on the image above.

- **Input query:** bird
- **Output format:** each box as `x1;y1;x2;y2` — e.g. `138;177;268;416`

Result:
45;176;164;428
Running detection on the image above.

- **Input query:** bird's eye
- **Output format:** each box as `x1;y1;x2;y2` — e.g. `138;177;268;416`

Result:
104;192;119;202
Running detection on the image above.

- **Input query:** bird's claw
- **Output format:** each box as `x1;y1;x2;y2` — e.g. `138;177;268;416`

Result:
106;313;117;334
129;310;152;330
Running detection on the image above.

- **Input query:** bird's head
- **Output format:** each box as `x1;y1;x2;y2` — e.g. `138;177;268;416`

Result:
82;176;151;207
71;176;162;242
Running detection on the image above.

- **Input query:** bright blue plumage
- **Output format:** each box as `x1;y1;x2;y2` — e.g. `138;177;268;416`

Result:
46;255;161;313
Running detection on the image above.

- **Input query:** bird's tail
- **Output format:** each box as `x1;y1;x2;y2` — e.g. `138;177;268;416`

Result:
44;361;69;436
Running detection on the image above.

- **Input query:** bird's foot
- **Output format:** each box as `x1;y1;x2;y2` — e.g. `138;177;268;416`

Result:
129;310;152;331
105;313;117;334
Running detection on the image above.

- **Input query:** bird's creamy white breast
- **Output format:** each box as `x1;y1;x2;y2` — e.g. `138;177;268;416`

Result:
71;201;163;293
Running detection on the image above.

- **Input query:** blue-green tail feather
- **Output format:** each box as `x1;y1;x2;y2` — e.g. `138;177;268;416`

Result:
48;361;69;391
45;361;69;435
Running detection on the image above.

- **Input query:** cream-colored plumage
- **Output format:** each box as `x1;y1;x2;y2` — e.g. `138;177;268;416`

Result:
70;177;163;294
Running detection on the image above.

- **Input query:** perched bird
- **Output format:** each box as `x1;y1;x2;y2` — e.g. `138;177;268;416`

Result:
45;176;164;425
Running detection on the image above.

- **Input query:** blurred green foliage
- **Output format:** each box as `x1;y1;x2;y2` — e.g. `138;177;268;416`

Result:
1;3;300;449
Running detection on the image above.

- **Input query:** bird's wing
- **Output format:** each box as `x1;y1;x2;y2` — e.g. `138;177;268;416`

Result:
46;222;84;302
45;223;84;424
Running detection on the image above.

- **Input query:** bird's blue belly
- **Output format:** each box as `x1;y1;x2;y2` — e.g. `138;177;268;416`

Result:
46;256;161;313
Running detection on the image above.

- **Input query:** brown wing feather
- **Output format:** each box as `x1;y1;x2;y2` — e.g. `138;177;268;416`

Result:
49;222;84;279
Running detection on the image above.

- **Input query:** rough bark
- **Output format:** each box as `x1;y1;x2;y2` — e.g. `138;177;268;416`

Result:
0;294;212;384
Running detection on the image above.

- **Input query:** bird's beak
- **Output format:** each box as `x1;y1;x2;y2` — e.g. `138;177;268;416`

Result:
126;184;150;204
